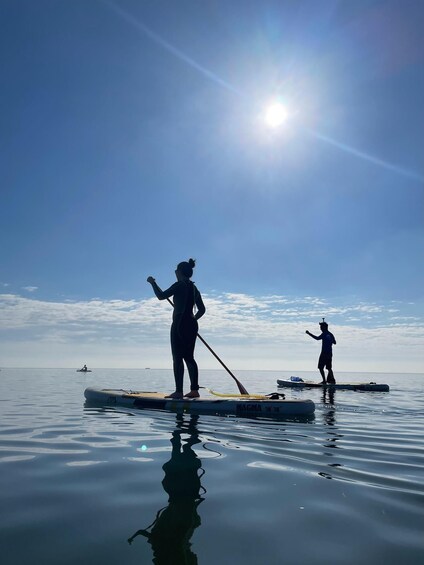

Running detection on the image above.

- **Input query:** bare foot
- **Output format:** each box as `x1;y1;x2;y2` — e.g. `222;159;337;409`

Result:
184;390;200;398
165;391;183;399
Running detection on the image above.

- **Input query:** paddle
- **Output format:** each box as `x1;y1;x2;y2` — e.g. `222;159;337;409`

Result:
152;284;249;395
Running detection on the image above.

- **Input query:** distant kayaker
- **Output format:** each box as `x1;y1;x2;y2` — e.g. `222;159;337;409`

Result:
82;364;88;372
305;319;336;384
147;258;206;399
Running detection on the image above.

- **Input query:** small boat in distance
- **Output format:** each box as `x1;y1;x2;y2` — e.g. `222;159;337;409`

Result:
77;365;92;373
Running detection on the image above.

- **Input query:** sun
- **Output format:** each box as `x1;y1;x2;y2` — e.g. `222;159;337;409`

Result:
264;102;289;128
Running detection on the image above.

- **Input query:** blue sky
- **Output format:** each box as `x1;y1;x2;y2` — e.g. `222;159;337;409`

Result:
1;0;423;372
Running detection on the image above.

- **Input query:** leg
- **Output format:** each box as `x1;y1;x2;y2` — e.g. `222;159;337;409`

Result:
184;343;199;394
326;356;335;383
185;358;199;391
172;358;184;393
318;353;326;383
170;324;184;396
182;321;200;397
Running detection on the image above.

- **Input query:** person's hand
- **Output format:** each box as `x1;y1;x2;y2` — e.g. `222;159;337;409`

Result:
147;276;155;284
305;330;310;335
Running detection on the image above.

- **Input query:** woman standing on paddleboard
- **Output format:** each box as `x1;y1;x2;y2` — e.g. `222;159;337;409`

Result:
147;259;206;399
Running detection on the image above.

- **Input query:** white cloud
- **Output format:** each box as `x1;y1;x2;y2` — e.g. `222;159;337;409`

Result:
22;286;38;292
0;291;423;371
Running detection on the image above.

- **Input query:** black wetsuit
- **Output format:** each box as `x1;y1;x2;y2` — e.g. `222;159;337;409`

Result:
151;280;205;393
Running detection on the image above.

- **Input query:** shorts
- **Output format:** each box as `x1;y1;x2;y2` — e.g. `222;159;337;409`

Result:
318;352;333;370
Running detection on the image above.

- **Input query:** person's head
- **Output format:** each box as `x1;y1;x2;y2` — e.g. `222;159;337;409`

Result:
175;258;196;280
319;319;328;331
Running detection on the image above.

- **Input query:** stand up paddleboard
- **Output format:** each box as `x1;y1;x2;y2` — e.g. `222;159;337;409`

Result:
77;369;92;372
277;378;389;392
84;387;315;417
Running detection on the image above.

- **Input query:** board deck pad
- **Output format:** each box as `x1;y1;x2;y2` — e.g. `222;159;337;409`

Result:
84;387;315;417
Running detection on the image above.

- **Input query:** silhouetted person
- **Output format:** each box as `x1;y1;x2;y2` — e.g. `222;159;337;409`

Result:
128;415;204;564
147;259;206;399
306;319;336;384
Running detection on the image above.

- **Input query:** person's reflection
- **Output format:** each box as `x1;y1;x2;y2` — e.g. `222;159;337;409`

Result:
128;414;205;564
322;387;335;412
322;388;339;447
319;388;343;479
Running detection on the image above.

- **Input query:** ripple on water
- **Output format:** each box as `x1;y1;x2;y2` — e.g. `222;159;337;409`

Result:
1;369;424;565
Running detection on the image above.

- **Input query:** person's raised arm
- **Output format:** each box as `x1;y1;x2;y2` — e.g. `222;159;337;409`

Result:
305;330;322;340
147;277;176;300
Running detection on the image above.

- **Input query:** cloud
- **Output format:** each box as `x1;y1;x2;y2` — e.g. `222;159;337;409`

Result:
22;286;38;292
0;291;423;371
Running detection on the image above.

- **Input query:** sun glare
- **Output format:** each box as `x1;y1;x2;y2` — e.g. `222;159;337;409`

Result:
264;102;289;128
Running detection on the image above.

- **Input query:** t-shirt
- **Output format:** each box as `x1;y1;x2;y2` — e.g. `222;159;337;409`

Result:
318;331;336;354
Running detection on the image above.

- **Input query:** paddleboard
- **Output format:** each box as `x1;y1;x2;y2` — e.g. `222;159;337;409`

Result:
277;379;389;392
77;369;92;372
84;387;315;417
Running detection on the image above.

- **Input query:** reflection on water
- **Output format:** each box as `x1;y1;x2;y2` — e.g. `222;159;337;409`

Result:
322;387;335;408
322;388;336;437
320;389;344;480
128;414;205;564
2;370;424;565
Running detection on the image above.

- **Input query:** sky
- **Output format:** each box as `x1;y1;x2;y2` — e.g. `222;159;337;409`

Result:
1;0;423;372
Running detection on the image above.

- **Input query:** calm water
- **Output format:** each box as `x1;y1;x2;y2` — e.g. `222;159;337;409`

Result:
1;368;423;565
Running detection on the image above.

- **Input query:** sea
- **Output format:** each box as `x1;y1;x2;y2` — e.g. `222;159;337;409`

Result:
1;368;423;565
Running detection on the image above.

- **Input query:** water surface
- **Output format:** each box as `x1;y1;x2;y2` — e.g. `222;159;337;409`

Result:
1;368;423;564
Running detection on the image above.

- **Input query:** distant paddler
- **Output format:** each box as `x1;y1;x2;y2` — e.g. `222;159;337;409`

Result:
147;258;206;399
76;365;91;372
306;319;336;384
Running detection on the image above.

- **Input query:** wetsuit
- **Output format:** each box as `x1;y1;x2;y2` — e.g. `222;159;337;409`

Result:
151;281;205;393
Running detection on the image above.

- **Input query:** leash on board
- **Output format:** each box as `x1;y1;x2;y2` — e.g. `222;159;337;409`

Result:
201;387;285;400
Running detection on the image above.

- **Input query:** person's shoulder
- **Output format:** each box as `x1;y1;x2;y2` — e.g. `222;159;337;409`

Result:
166;281;183;293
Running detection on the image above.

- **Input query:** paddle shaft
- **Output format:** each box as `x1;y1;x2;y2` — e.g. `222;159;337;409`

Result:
154;285;249;395
195;332;249;395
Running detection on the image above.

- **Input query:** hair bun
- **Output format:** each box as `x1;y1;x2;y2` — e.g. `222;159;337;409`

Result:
188;258;196;268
